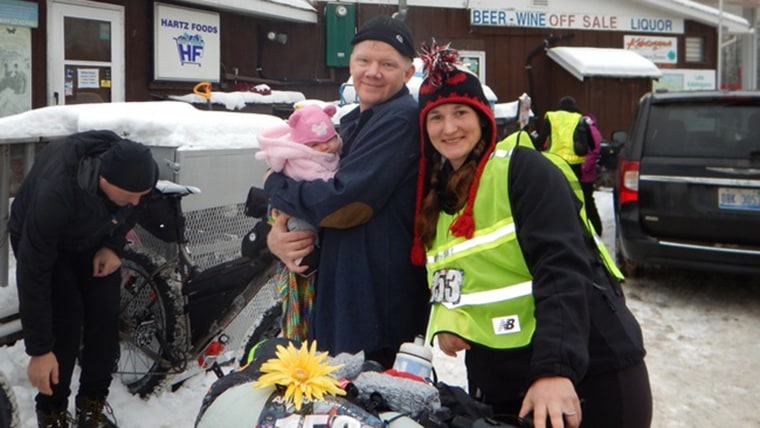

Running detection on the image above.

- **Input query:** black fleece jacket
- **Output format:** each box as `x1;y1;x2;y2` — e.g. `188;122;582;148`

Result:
9;130;141;356
464;146;645;401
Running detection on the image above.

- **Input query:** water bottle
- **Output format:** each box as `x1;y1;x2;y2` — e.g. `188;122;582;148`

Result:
392;335;433;380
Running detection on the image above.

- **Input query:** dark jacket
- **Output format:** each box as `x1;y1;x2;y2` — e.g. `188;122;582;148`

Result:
466;146;645;400
532;110;595;154
264;87;429;355
9;130;141;355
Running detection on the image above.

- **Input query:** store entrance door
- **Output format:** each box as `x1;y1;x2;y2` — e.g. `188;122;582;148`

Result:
48;1;124;105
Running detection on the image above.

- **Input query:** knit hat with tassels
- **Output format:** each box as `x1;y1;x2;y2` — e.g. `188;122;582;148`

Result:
410;41;496;266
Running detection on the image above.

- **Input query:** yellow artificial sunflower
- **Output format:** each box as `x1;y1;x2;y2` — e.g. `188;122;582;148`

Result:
254;341;345;411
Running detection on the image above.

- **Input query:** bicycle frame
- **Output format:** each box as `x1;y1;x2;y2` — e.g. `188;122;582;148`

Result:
117;181;280;395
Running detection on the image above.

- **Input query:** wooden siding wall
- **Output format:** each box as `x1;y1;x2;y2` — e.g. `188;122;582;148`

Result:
376;5;717;138
29;0;348;108
26;1;716;137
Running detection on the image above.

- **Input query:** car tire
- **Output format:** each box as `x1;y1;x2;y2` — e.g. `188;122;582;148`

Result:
615;234;644;278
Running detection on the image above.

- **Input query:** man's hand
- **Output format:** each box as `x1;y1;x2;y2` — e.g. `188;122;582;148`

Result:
28;352;59;395
520;376;581;428
267;213;315;274
436;332;471;357
93;247;121;277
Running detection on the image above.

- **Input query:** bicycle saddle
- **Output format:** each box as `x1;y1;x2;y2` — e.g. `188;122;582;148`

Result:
156;179;201;195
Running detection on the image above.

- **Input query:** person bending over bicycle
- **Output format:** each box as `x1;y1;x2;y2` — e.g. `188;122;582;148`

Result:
9;130;158;428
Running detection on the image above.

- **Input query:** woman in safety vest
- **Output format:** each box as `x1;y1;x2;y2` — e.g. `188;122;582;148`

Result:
410;41;652;428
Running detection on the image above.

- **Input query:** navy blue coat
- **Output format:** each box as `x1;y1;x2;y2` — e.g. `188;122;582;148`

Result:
265;87;429;356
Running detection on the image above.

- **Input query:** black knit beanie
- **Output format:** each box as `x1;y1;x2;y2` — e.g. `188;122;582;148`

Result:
100;138;158;192
351;15;415;59
411;40;496;266
558;96;580;113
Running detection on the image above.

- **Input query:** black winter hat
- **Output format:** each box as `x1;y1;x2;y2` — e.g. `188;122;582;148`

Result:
350;15;416;59
417;43;492;130
558;96;581;113
100;138;158;192
411;41;496;265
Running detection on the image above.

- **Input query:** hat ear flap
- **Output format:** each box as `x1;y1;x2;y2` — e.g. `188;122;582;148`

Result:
322;104;337;118
289;109;304;128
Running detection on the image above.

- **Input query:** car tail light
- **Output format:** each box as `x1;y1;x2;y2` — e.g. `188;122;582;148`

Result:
619;159;640;204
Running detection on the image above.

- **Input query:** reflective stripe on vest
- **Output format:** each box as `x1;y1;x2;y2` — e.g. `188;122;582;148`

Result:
546;111;585;165
441;280;532;309
426;222;516;264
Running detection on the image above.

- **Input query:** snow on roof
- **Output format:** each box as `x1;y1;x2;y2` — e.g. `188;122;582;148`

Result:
547;47;662;82
169;89;306;111
179;0;317;23
0;101;286;150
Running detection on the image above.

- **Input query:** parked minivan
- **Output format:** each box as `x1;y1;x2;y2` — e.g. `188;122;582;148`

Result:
614;90;760;276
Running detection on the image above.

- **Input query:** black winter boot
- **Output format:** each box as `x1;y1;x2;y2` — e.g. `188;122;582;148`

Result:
35;407;72;428
75;396;118;428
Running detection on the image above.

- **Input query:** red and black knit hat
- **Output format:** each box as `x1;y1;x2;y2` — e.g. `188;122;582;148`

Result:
410;40;497;265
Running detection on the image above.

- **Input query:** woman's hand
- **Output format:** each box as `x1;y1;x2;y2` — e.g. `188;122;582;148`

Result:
267;213;315;274
519;376;581;428
436;332;471;357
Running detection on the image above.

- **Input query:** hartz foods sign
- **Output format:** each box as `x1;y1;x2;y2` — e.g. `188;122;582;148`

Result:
470;9;683;34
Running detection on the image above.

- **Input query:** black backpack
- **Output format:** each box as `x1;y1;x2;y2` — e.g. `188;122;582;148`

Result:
417;383;532;428
572;118;591;156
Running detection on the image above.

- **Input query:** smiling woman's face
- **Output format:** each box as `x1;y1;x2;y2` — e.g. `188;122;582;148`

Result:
425;103;482;170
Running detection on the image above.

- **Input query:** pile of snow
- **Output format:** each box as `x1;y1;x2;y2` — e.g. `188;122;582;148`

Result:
0;101;285;150
169;87;306;112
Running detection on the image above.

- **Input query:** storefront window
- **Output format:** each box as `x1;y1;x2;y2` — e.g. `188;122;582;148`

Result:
64;17;111;62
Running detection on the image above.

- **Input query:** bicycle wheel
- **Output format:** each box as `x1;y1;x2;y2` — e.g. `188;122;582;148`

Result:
239;301;282;365
0;372;19;428
118;248;187;397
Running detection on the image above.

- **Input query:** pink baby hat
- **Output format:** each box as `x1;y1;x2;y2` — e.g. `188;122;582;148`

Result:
288;104;338;145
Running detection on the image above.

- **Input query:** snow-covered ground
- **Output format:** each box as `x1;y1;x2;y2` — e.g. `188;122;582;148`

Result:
3;189;759;427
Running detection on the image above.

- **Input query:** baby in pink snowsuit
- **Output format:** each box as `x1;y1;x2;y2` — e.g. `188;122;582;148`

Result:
255;104;341;271
255;104;341;340
256;104;341;182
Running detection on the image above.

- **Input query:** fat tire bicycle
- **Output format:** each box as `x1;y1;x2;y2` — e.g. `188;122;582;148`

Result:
117;180;282;397
0;371;19;428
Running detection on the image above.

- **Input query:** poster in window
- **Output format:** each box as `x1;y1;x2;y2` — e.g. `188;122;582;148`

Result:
0;25;31;117
459;50;486;84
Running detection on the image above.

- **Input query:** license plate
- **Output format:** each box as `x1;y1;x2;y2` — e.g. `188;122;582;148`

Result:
718;187;760;211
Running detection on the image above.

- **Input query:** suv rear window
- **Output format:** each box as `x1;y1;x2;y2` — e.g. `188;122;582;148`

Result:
644;101;760;158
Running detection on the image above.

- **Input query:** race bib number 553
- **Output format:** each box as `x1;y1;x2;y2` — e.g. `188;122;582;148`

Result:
430;268;463;305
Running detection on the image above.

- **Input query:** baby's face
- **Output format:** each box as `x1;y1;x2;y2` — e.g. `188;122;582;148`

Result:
307;135;341;154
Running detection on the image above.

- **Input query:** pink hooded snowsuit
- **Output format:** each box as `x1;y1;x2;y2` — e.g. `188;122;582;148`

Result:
255;104;340;181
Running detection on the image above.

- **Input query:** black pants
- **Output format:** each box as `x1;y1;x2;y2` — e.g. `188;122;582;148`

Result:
575;361;653;428
467;346;652;428
581;181;603;236
13;240;121;411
